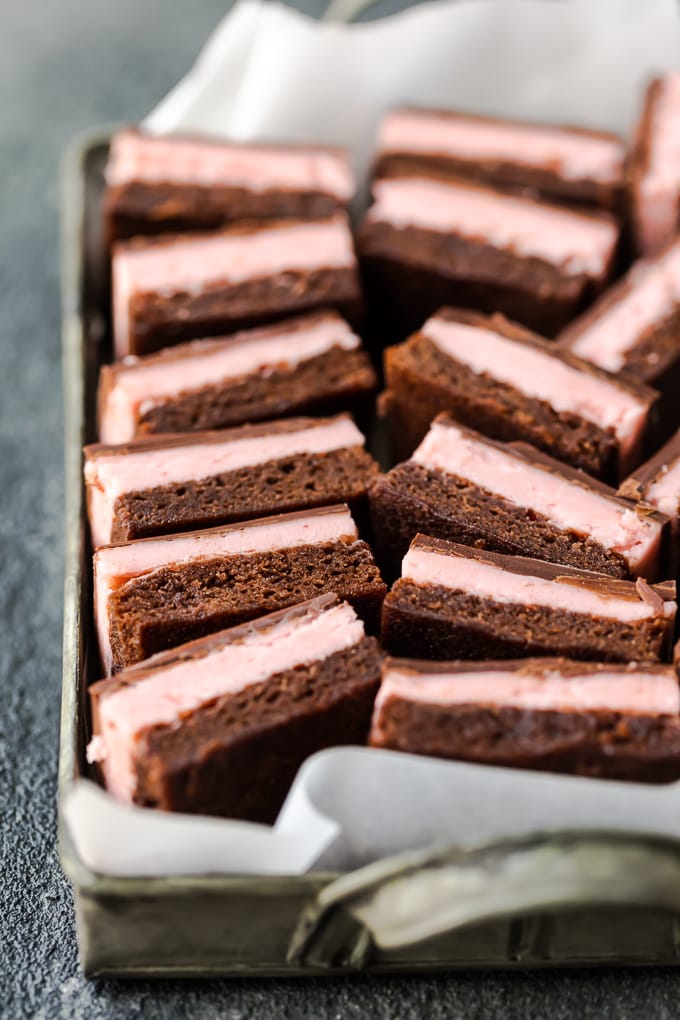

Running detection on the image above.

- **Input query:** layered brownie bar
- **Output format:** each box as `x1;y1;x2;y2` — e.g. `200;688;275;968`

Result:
98;311;377;443
84;415;379;547
94;504;386;674
629;73;680;256
381;535;676;664
104;128;355;243
369;417;670;580
112;213;362;357
374;107;624;211
87;595;382;821
369;658;680;783
382;307;658;478
619;428;680;573
357;174;619;339
559;239;680;436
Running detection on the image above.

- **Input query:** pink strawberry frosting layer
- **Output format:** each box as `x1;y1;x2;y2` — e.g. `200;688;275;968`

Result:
86;416;364;548
635;74;680;256
423;314;647;471
366;177;617;276
412;421;664;576
94;505;358;675
88;601;364;803
107;130;354;199
100;314;360;444
112;215;355;358
402;545;674;623
373;665;680;720
378;110;623;184
641;456;680;526
566;239;680;372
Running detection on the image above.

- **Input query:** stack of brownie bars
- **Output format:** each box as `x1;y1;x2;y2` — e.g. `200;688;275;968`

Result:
85;73;680;824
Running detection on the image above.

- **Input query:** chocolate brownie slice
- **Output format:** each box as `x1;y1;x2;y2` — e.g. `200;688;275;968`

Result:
94;504;387;674
374;107;624;211
357;174;619;341
381;535;676;664
382;307;658;477
559;239;680;438
87;595;382;822
103;127;355;244
85;414;379;546
629;73;680;257
369;657;680;783
112;214;362;357
619;427;680;574
369;416;670;580
98;310;377;443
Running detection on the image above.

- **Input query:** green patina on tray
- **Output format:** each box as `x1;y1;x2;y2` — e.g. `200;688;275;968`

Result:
59;129;680;978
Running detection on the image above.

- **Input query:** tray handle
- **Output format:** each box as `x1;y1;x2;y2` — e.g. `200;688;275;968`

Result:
288;830;680;968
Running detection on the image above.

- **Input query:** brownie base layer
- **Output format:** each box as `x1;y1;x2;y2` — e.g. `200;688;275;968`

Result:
122;347;377;437
373;154;622;213
126;267;363;356
369;462;630;581
381;580;672;664
357;222;594;342
107;540;387;671
383;333;619;476
111;446;380;542
130;637;382;823
104;183;343;245
607;312;680;442
614;308;680;381
371;698;680;783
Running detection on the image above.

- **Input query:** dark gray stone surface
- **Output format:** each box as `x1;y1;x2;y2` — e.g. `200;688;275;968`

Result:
2;0;680;1015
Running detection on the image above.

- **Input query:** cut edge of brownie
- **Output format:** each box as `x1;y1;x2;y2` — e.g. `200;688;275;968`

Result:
370;697;680;783
372;107;625;210
381;579;674;664
107;537;387;671
125;266;364;356
368;460;634;581
133;636;382;821
357;222;592;340
109;445;380;543
382;307;659;474
90;593;383;821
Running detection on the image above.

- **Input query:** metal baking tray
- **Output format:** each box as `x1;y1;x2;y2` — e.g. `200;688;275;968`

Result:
59;128;680;978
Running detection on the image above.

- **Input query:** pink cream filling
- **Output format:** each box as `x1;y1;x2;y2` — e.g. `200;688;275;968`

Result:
412;421;663;576
100;314;360;444
423;315;647;471
642;457;680;527
567;239;680;372
88;601;364;803
401;545;674;623
86;416;365;548
636;74;680;256
94;505;358;676
378;110;623;184
107;130;354;199
373;665;680;723
112;216;355;358
366;177;617;276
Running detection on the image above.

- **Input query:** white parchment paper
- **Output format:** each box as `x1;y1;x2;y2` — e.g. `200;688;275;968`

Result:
145;0;680;190
64;748;680;876
64;0;680;877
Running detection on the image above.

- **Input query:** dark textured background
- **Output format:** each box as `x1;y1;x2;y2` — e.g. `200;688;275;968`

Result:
3;1;680;1015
